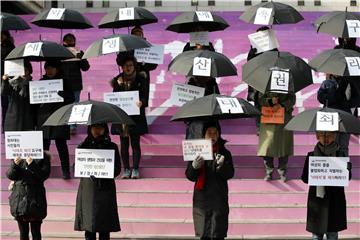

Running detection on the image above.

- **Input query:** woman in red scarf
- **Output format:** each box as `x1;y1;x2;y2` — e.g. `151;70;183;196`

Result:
185;121;234;240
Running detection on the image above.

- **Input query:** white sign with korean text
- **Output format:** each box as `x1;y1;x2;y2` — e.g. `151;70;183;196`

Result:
4;59;25;76
170;83;205;106
102;37;120;55
270;69;290;93
190;31;209;47
68;104;92;124
29;79;64;104
196;11;213;21
254;7;273;25
346;20;360;38
217;97;244;114
134;45;164;64
309;156;349;187
75;149;115;179
46;8;65;20
23;42;43;56
119;7;135;20
182;139;213;161
5;131;43;159
316;112;339;131
193;57;211;77
345;57;360;76
248;29;279;53
103;91;140;115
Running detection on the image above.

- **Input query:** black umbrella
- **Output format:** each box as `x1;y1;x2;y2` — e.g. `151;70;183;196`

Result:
82;34;151;59
285;107;360;134
314;11;360;38
5;40;75;61
309;48;360;77
166;11;229;33
98;7;158;29
168;50;237;77
43;100;135;126
1;12;31;31
171;94;260;122
239;2;304;25
242;51;313;94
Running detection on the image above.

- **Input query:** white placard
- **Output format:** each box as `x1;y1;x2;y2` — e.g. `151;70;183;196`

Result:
316;112;339;131
103;91;140;115
248;29;279;53
345;57;360;76
216;97;244;114
102;37;120;55
134;45;164;64
68;104;92;124
119;7;135;20
182;139;213;161
189;31;209;47
358;107;360;117
270;69;290;93
23;42;43;57
4;59;25;76
196;11;213;22
346;20;360;38
193;57;211;77
29;79;64;104
5;131;43;159
309;156;349;187
170;83;205;106
254;7;273;25
46;8;65;20
75;149;115;179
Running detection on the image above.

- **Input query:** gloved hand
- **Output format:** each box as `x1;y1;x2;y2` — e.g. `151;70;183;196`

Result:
90;175;96;181
76;50;84;59
347;162;352;171
215;154;225;170
192;155;204;170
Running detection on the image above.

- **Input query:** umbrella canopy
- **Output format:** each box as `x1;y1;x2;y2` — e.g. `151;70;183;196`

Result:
31;8;93;29
98;7;158;28
309;48;360;77
285;107;360;134
242;51;313;94
1;12;31;31
82;34;151;59
239;2;304;25
43;100;135;126
314;11;360;38
171;94;260;122
166;11;229;33
5;40;75;61
168;50;237;77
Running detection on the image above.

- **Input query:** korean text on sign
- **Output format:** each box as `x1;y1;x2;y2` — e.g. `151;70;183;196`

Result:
170;83;205;106
5;131;43;159
182;139;213;161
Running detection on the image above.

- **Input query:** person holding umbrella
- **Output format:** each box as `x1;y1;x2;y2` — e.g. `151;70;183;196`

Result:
186;121;234;240
111;55;148;179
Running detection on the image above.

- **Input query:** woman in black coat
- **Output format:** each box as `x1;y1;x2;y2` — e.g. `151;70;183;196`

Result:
7;151;51;240
186;121;234;240
301;131;352;240
74;123;121;240
110;55;148;179
37;60;74;179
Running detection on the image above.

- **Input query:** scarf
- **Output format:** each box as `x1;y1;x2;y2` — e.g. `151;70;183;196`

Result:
195;143;219;191
8;75;31;97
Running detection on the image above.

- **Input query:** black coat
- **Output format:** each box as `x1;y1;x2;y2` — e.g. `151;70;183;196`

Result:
185;145;234;238
7;153;51;221
110;73;149;136
37;74;74;139
1;76;36;131
182;42;215;52
74;133;121;232
61;51;90;91
301;151;351;234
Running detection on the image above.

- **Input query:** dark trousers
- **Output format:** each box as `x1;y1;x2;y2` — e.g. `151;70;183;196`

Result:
1;95;9;132
43;138;70;174
17;220;42;240
263;156;288;176
120;133;141;170
85;231;110;240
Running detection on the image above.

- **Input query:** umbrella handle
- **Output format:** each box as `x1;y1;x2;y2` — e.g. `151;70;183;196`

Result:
88;92;91;100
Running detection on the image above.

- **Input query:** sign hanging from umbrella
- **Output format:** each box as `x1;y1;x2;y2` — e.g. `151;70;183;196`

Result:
1;12;31;31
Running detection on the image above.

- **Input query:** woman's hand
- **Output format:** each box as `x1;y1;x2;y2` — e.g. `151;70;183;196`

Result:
117;76;124;85
273;103;281;112
192;155;204;169
2;74;9;81
26;157;33;165
272;96;279;105
14;157;22;165
136;101;143;108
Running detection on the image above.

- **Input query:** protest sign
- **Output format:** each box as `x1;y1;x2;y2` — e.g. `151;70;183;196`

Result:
104;91;140;115
170;83;205;106
5;131;43;159
29;79;64;104
182;139;213;161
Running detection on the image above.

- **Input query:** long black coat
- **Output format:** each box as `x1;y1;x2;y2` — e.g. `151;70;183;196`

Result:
74;133;121;233
301;151;351;234
110;73;149;136
37;74;74;139
62;53;90;91
1;76;36;131
185;145;234;238
7;153;51;221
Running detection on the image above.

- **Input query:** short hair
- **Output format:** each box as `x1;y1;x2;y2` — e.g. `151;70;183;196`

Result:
63;33;76;42
120;55;137;67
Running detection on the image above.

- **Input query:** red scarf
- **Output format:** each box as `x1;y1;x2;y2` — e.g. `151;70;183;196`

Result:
195;143;218;190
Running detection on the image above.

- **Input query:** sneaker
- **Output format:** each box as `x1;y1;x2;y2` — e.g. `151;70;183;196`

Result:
264;174;272;181
121;169;131;179
131;169;140;179
280;175;287;182
62;172;71;180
